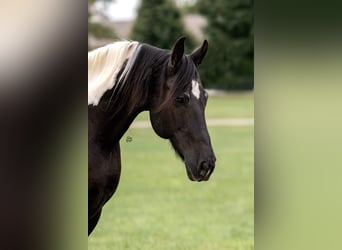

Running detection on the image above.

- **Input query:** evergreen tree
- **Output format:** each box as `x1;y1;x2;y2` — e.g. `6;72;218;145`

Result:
196;0;253;90
130;0;195;52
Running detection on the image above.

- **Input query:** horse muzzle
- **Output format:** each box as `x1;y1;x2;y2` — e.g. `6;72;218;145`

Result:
186;156;216;182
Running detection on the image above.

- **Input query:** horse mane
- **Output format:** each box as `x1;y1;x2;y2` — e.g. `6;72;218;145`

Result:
88;41;198;117
88;41;139;105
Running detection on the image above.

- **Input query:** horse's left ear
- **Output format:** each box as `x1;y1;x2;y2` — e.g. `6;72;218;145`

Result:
190;40;208;66
170;37;186;68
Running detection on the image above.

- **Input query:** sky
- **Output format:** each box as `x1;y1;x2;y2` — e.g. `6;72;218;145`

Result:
95;0;140;21
95;0;192;21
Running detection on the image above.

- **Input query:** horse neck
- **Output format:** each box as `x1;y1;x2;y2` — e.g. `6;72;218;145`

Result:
89;92;148;152
89;45;169;151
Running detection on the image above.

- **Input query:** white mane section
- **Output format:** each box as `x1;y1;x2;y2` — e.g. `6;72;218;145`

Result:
88;41;139;106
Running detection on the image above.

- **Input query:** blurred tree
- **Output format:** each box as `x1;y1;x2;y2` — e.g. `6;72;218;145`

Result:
88;0;117;50
130;0;196;52
196;0;253;90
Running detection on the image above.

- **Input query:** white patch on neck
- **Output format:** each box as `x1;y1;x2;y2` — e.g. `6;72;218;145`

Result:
191;80;200;99
88;41;139;106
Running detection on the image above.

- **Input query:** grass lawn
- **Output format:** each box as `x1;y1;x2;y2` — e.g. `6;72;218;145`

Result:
88;92;254;250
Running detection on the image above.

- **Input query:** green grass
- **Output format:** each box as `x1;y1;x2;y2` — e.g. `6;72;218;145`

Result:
88;93;254;249
205;92;254;119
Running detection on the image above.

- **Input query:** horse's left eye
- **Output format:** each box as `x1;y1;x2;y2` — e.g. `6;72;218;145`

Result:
175;93;190;105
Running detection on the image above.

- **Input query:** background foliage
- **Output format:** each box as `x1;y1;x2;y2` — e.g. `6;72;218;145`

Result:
88;0;117;49
196;0;254;90
130;0;196;52
89;0;253;86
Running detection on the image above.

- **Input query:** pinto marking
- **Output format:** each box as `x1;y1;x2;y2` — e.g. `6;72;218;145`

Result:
191;80;200;99
88;41;139;106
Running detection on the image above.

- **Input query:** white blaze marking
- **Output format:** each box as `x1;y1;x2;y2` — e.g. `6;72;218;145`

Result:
191;80;200;99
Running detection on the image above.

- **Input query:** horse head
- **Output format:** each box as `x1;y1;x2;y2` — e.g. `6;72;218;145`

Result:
149;37;216;181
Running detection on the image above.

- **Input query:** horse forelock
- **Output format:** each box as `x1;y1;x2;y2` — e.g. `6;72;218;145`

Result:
155;55;199;112
174;56;198;93
88;41;139;106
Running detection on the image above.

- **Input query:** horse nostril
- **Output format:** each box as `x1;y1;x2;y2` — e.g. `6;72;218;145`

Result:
201;161;209;170
199;161;209;177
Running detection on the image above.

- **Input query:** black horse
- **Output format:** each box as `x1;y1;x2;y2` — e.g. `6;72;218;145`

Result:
88;37;216;235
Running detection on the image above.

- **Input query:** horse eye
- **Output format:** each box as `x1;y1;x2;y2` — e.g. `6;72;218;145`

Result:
175;93;190;104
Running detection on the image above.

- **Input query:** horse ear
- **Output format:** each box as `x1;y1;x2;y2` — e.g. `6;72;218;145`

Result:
170;36;186;68
190;40;208;66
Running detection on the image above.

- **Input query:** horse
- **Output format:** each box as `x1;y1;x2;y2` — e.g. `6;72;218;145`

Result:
88;37;216;235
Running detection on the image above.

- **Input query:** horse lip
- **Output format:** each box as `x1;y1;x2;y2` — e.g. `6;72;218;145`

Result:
185;167;196;181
